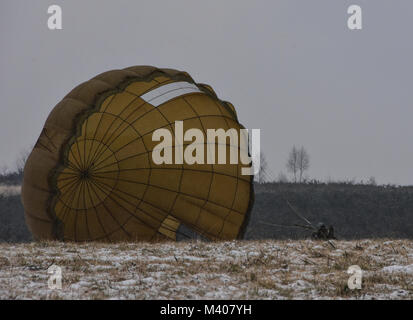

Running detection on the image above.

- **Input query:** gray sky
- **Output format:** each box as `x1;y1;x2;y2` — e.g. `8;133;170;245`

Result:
1;0;412;185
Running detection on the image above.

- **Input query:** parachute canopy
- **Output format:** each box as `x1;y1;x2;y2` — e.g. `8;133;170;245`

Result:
22;66;254;241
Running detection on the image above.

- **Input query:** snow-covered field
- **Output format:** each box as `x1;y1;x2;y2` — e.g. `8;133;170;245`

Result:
0;185;20;196
0;239;412;300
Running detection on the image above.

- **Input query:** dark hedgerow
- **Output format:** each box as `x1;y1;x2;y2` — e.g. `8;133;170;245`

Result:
1;180;413;242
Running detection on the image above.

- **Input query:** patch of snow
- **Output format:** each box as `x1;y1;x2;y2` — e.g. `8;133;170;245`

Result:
218;274;232;283
291;279;311;290
389;290;410;299
381;264;413;274
0;185;21;196
247;251;260;257
141;277;155;284
181;255;204;261
117;279;138;286
312;245;324;250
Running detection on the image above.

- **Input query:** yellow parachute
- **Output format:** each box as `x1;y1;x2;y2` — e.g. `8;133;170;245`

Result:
22;66;254;241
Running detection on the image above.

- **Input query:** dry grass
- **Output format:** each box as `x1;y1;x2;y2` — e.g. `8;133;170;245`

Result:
0;239;412;300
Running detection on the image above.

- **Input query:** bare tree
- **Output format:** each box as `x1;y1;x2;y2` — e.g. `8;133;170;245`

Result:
255;152;268;184
287;146;310;183
367;176;377;186
0;165;9;177
286;146;299;182
277;171;289;183
297;146;310;183
16;149;30;176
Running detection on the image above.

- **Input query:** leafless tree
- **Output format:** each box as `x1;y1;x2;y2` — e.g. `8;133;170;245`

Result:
255;152;269;183
0;165;8;177
297;146;310;183
16;149;30;175
367;176;377;186
277;171;289;183
286;146;299;182
287;146;310;183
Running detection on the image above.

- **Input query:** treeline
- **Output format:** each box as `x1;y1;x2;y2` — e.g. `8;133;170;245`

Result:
1;177;413;242
0;194;32;242
0;171;23;186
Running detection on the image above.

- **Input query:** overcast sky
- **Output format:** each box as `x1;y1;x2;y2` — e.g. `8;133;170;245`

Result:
1;0;412;185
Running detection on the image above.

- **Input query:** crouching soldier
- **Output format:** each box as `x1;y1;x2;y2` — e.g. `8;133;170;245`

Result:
312;223;336;240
